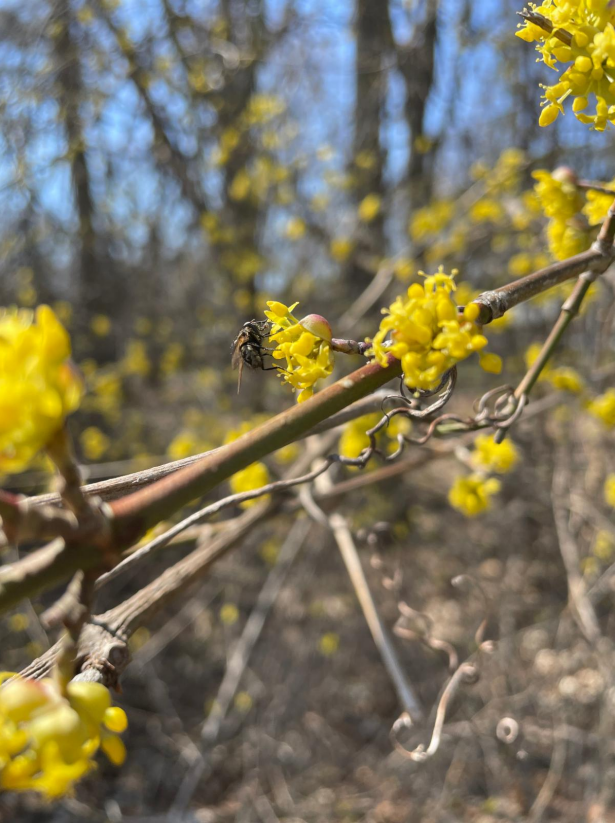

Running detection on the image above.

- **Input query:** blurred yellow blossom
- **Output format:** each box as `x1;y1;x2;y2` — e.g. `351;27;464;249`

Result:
0;675;127;798
0;306;82;472
90;314;111;337
583;183;615;225
219;603;240;625
472;434;518;474
469;199;505;224
122;340;151;377
546;367;585;395
409;200;454;242
448;474;501;517
358;194;382;222
229;461;270;507
605;475;615;509
80;427;110;461
339;414;380;459
588;389;615;427
318;632;340;656
593;530;614;561
330;237;354;262
284;217;306;240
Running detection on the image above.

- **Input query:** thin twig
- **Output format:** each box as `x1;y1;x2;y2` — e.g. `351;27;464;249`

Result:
170;518;312;816
304;470;424;719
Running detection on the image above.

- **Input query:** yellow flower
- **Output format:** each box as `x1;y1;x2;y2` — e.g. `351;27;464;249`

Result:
167;430;199;460
264;302;334;402
472;434;518;474
330;237;354;262
533;169;583;221
338;413;380;459
0;675;127;798
517;4;615;130
583;183;615;225
469;198;505;224
284;217;306;240
121;339;151;377
605;474;615;509
80;426;110;461
367;269;501;392
90;314;111;337
318;632;340;656
546;367;585;394
219;603;240;625
409;200;454;241
0;306;82;472
588;389;615;427
229;461;270;507
448;474;501;517
358;194;381;222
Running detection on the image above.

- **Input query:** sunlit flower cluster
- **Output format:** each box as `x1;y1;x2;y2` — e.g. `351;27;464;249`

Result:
448;474;502;517
532;169;591;260
471;434;519;474
368;270;502;392
517;2;615;130
0;674;127;798
265;301;334;403
605;474;615;508
0;306;82;473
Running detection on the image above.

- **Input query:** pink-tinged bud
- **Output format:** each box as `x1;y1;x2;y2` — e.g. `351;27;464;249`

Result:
298;314;332;342
552;166;578;185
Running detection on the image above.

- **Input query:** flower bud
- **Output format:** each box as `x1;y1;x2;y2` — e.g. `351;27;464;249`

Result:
298;314;332;342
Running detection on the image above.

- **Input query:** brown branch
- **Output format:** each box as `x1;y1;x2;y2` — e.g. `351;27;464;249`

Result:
0;356;401;613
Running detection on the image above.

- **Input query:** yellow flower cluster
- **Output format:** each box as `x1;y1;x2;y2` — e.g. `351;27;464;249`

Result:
0;306;82;473
471;434;519;474
588;388;615;426
605;474;615;508
368;270;502;392
448;475;501;517
265;301;334;403
229;462;271;507
517;1;615;130
409;200;455;242
524;343;586;394
0;675;127;798
532;169;591;260
224;422;271;507
338;413;412;461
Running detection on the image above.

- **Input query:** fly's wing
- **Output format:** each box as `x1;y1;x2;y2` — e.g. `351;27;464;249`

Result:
236;358;244;394
231;331;245;370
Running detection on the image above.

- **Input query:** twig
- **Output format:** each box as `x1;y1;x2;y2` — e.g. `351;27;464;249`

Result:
527;730;567;822
473;200;615;324
304;470;424;719
390;662;477;762
551;452;601;645
95;460;332;589
26;391;394;509
170;518;312;816
0;355;402;613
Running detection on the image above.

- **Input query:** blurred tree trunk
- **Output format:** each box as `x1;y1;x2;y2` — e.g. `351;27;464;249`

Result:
397;0;439;208
345;0;393;298
52;4;102;317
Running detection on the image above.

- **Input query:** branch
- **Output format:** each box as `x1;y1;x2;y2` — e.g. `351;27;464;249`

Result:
302;471;424;719
473;205;615;323
0;356;402;613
